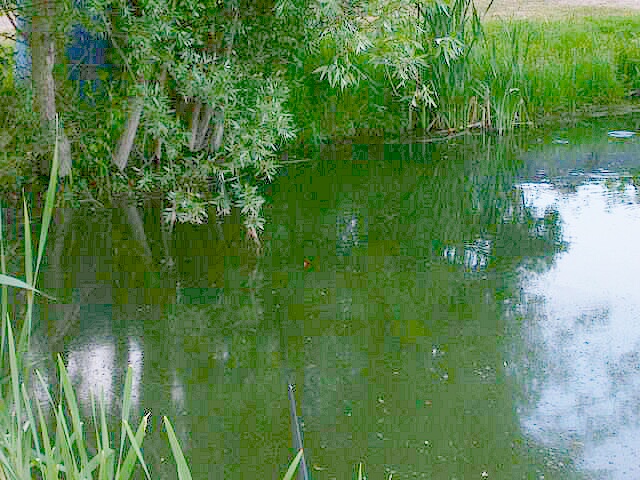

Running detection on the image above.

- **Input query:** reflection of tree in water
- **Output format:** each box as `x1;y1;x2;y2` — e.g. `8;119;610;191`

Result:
263;137;567;480
29;134;568;479
30;200;270;479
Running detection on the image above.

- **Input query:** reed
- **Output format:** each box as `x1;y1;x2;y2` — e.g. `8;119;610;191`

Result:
292;10;640;142
478;14;640;115
424;12;640;135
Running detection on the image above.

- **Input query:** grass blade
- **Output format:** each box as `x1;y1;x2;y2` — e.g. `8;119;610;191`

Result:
80;451;106;479
116;365;134;478
281;449;303;480
18;196;33;355
34;119;60;281
33;374;58;480
163;416;193;480
120;416;151;480
118;412;149;480
55;402;80;478
99;392;114;477
20;382;40;455
358;462;365;480
0;449;17;480
57;354;89;468
22;196;33;288
0;274;53;299
0;204;8;363
6;318;24;475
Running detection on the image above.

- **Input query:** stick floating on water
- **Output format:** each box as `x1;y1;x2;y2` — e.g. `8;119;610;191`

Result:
288;384;310;480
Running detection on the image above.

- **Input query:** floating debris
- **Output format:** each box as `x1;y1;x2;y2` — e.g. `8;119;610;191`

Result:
533;169;548;182
588;168;618;179
607;130;636;139
552;139;569;144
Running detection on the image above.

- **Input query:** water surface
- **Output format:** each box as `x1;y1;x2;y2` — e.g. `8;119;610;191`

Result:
19;118;640;479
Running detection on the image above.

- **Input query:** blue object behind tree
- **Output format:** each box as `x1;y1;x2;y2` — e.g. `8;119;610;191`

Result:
13;0;111;97
66;3;110;99
14;0;31;83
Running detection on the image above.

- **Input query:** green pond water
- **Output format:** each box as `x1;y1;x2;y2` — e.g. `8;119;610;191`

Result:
19;117;640;480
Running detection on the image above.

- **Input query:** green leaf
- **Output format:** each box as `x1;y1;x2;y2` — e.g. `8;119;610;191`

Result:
34;371;58;480
57;355;89;467
163;416;193;480
35;119;60;280
119;416;151;480
6;320;23;473
281;449;303;480
116;365;134;477
0;274;54;299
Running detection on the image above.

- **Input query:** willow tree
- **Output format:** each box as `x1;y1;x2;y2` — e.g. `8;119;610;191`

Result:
15;0;481;238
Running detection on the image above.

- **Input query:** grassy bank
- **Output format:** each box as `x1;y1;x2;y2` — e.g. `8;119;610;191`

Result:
290;11;640;143
477;13;640;119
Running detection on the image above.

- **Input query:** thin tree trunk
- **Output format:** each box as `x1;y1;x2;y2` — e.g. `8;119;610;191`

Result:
31;0;72;176
189;100;202;151
113;94;144;171
31;0;55;126
122;201;153;261
58;133;72;177
196;105;214;150
153;66;168;161
211;109;225;153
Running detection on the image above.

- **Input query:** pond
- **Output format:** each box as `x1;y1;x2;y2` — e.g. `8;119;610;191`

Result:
17;116;640;480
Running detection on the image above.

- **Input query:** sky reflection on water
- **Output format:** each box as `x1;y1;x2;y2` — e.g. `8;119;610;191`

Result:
518;180;640;479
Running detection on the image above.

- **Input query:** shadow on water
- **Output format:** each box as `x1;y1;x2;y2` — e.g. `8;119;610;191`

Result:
16;131;601;480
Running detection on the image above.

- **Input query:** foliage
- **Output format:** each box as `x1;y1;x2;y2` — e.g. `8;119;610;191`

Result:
290;9;640;144
0;47;43;189
3;1;640;238
3;0;483;237
477;15;640;119
278;0;482;127
49;0;300;240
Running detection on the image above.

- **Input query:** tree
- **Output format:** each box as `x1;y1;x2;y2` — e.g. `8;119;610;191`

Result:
5;0;483;239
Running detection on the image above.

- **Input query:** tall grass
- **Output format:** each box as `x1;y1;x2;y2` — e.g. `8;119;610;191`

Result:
413;12;640;134
473;14;640;121
430;13;640;133
290;11;640;142
0;123;194;480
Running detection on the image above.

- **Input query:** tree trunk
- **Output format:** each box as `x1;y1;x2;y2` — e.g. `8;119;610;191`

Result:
211;109;225;153
30;0;55;126
196;105;214;151
30;0;72;176
58;133;72;177
113;94;144;171
153;66;168;161
188;100;202;151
